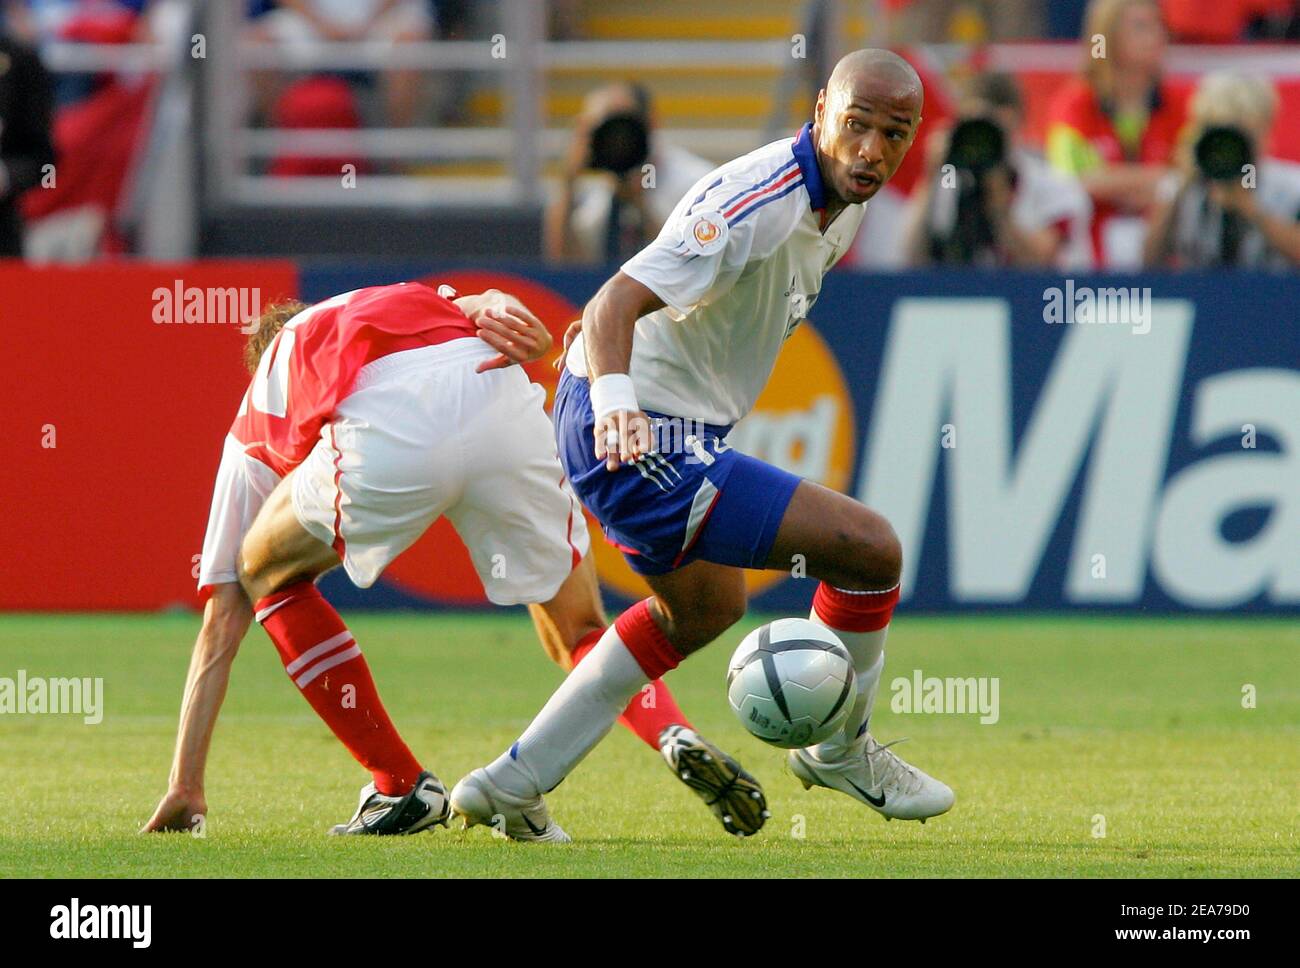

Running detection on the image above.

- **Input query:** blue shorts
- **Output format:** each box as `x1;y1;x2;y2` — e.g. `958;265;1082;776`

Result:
554;369;801;576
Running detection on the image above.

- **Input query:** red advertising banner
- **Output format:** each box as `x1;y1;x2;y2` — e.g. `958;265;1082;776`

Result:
2;261;299;609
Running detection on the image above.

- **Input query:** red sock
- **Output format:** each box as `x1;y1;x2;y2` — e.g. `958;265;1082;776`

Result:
571;626;691;749
254;581;422;796
812;582;899;632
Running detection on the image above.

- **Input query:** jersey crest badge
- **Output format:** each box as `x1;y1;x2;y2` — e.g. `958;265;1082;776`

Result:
683;211;729;256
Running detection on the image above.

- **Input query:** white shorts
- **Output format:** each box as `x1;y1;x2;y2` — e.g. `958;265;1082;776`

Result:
199;338;589;606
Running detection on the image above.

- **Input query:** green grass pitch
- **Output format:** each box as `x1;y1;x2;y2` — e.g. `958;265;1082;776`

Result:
0;612;1295;878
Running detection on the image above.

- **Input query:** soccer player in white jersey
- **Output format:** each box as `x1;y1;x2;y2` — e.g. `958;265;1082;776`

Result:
452;49;955;841
142;281;767;841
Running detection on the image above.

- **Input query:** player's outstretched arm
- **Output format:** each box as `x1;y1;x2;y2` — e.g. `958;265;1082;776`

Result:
141;583;252;833
582;272;664;471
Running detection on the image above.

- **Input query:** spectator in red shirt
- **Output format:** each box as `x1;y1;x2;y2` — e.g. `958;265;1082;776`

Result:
1045;0;1188;267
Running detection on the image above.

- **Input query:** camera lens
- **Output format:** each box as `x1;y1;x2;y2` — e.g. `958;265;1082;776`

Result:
1195;126;1253;182
945;118;1006;173
589;113;651;175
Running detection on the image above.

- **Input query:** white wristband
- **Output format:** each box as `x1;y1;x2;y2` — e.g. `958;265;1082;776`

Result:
590;373;638;420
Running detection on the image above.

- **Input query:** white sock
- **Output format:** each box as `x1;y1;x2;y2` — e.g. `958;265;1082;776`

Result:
484;624;649;799
808;616;890;762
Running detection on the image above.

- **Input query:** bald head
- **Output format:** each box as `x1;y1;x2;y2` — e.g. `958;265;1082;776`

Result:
813;49;924;209
826;48;924;119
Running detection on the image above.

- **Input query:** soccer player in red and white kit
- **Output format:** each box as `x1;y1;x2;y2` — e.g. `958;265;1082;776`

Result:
143;281;767;840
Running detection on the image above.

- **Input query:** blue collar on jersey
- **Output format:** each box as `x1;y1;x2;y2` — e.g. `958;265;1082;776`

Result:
792;122;827;213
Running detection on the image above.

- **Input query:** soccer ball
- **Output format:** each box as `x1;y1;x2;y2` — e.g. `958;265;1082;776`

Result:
726;618;857;749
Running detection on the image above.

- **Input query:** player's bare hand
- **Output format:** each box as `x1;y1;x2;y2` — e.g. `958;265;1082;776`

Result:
141;787;207;834
475;306;553;372
594;409;652;472
553;318;583;371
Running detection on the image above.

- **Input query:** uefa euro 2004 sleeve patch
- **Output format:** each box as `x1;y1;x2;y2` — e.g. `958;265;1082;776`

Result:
682;210;729;256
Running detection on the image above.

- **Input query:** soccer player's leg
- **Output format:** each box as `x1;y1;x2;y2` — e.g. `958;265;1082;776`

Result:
455;559;739;839
763;479;954;822
526;554;690;748
459;552;769;838
639;563;769;836
238;474;448;836
528;554;768;837
524;555;607;670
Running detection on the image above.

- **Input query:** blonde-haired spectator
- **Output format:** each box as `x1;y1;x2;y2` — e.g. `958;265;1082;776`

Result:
1045;0;1188;267
1145;72;1300;269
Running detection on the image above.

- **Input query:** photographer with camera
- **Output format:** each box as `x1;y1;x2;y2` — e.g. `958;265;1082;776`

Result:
903;72;1093;269
1144;72;1300;269
544;82;713;266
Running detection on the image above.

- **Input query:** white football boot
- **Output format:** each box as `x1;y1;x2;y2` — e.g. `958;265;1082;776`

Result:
788;735;954;822
449;768;571;843
659;725;770;837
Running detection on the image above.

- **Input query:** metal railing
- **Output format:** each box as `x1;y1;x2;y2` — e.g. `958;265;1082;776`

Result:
32;0;1300;247
205;0;550;210
204;0;813;210
30;0;849;223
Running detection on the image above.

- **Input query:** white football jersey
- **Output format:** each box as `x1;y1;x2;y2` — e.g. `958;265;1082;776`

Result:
567;123;865;426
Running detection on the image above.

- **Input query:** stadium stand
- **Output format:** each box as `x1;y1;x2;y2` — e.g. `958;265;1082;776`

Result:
3;0;1297;266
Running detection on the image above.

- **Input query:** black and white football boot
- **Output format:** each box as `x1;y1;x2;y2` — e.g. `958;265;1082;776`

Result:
328;770;451;836
659;725;769;838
